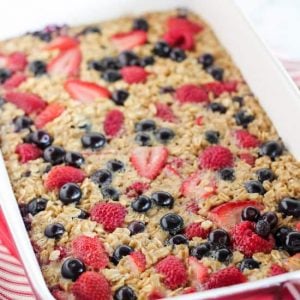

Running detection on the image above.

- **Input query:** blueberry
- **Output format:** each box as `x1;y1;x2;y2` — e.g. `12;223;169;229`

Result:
214;248;232;262
259;141;283;160
151;191;174;208
111;89;129;106
256;168;275;182
90;169;112;186
118;51;140;67
155;128;175;144
244;180;266;195
102;69;122;82
26;130;53;149
241;206;260;222
134;132;152;146
13;116;33;132
64;151;85;168
190;243;211;259
159;86;175;94
26;197;48;215
275;226;293;249
61;258;86;281
80;26;101;35
32;30;52;42
44;223;65;239
112;245;133;264
232;96;244;107
219;168;235;181
208;66;224;81
0;68;12;83
239;258;260;271
43;146;66;165
285;232;300;252
81;132;106;149
29;60;47;76
278;198;300;218
101;186;120;201
208;229;230;247
98;57;120;71
169;48;186;62
198;53;214;68
160;213;184;235
128;221;146;235
255;220;271;237
132;18;149;31
166;234;188;246
260;212;278;229
139;56;155;67
87;60;104;71
77;209;89;219
208;102;227;114
235;110;254;128
131;195;152;213
106;159;125;173
114;285;137;300
205;130;219;144
135;119;156;132
152;41;171;58
59;183;82;204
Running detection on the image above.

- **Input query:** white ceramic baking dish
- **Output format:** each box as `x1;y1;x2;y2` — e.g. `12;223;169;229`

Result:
0;0;300;299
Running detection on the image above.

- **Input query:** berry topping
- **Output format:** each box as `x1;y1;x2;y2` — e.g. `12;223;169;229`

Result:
152;41;172;58
128;251;146;272
89;57;120;71
90;202;126;232
208;229;230;247
202;81;237;97
205;130;219;144
219;168;235;181
135;119;156;132
259;141;283;160
43;146;66;165
133;18;149;32
101;186;120;201
151;191;174;208
103;109;124;137
239;152;256;166
285;232;300;252
81;132;106;149
65;151;85;168
128;221;146;236
130;146;168;180
90;169;112;186
188;256;209;285
111;30;147;51
26;130;53;149
214;248;232;262
112;245;133;264
15;143;42;163
106;159;125;173
155;103;176;122
155;255;187;290
244;180;266;195
114;286;137;300
239;258;260;271
207;66;224;81
78;209;89;219
0;68;12;83
184;222;209;240
269;264;287;276
190;243;211;259
256;168;275;182
139;55;155;67
111;89;129;106
208;102;227;114
79;26;101;35
261;212;278;229
36;103;65;129
61;258;86;281
72;235;109;269
135;132;152;146
44;223;65;239
26;197;48;215
102;69;122;82
126;181;150;198
199;145;233;170
278;198;300;217
275;226;293;249
131;195;152;213
198;53;214;68
45;36;78;51
166;17;202;35
44;166;86;190
121;66;148;84
6;52;28;72
175;84;208;103
3;72;27;89
169;48;187;62
255;220;271;238
166;234;188;246
241;206;260;222
234;130;259;148
234;110;254;128
118;51;140;67
155;128;175;144
160;213;184;235
59;183;82;204
29;60;47;76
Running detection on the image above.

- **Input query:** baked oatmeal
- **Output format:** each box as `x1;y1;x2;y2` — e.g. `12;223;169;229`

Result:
0;8;299;300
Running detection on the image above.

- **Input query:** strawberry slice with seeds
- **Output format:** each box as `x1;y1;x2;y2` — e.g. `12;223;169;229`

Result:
121;66;148;84
111;30;147;51
5;91;47;114
167;17;203;35
130;146;168;180
44;36;78;51
35;103;65;128
64;79;111;103
208;200;264;231
16;143;42;163
127;251;146;273
3;73;27;89
202;81;237;97
6;52;27;72
155;103;176;122
188;256;209;287
47;47;81;77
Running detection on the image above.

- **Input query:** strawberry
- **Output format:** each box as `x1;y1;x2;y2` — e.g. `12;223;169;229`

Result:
195;116;203;126
186;199;199;214
128;251;146;273
239;152;256;166
90;202;126;232
182;287;197;295
47;47;82;77
234;130;260;148
5;91;47;114
199;145;234;170
269;264;286;276
15;143;42;163
51;288;69;300
72;235;108;269
125;181;150;198
111;30;147;51
35;103;65;128
231;221;275;257
167;17;203;35
120;66;148;84
3;73;27;89
164;29;195;51
188;256;209;285
44;36;78;51
103;109;124;137
175;84;208;103
184;222;210;240
204;266;247;290
72;271;111;300
64;79;111;103
208;200;264;231
180;171;216;200
6;52;27;72
148;289;165;300
44;166;86;190
296;222;300;232
202;81;237;97
155;255;188;290
155;103;176;122
130;146;168;180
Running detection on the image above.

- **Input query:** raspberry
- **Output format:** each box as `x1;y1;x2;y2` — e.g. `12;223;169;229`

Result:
175;84;208;103
72;271;111;300
184;222;209;240
15;143;42;163
103;109;124;137
44;166;86;190
121;66;148;84
234;130;260;148
90;202;126;232
155;103;176;122
204;266;247;290
72;235;108;269
35;103;65;128
202;81;237;97
269;264;286;276
126;181;150;198
239;152;256;166
155;255;187;290
231;221;275;257
199;145;234;170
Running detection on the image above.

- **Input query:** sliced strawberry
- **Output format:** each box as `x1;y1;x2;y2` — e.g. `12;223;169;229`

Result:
47;47;81;77
180;171;217;200
44;36;78;51
234;129;260;148
128;251;146;273
35;103;65;128
5;91;47;114
175;84;208;103
103;109;124;137
239;152;256;166
164;30;195;51
155;103;176;122
167;17;203;35
3;73;27;89
189;256;209;287
121;66;148;84
130;146;168;180
6;52;27;72
148;289;165;300
64;79;111;103
208;200;264;231
15;143;42;163
202;81;237;97
111;30;147;51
